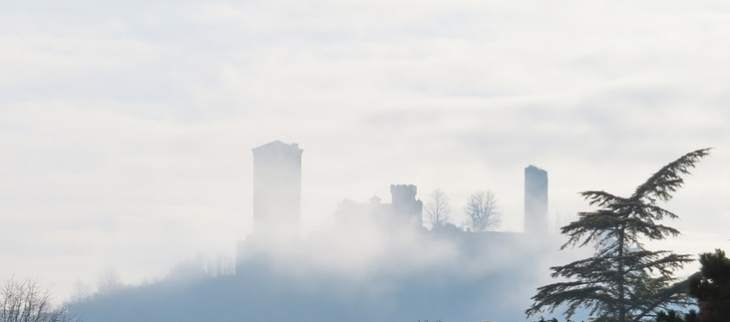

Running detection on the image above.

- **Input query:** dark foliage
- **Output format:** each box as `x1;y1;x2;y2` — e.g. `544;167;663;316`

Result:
654;309;697;322
687;249;730;322
532;317;560;322
526;148;711;322
530;317;580;322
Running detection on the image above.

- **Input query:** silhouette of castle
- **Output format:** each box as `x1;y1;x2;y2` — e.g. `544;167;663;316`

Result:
251;140;303;241
231;141;563;322
336;185;424;232
240;140;550;242
525;165;548;234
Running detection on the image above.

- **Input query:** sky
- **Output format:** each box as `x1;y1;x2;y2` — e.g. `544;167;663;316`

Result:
2;0;730;300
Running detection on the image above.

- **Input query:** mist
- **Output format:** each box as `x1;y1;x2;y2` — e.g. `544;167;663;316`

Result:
64;141;581;321
5;1;730;321
70;212;573;321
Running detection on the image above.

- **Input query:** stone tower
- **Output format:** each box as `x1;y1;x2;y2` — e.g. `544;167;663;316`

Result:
524;165;548;234
390;184;424;229
252;141;303;240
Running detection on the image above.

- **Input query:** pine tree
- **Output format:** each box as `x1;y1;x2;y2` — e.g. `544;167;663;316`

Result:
526;148;711;322
654;309;697;322
687;249;730;322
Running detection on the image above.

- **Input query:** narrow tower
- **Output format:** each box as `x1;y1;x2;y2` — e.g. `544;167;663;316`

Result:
252;141;303;240
524;165;548;234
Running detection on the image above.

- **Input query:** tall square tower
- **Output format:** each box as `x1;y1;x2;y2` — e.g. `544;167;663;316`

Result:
252;141;303;240
524;165;548;234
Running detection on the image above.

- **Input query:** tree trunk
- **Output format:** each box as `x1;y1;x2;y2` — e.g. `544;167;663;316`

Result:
618;227;626;322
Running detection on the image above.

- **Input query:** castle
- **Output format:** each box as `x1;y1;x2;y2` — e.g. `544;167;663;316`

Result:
335;184;424;232
237;140;551;264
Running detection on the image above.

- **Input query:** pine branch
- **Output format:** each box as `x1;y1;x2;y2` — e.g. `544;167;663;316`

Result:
632;148;711;203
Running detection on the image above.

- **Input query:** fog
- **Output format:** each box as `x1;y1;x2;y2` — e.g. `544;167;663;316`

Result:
4;0;730;320
65;142;579;321
70;196;579;322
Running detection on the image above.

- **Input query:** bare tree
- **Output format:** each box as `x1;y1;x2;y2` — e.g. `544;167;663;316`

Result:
0;277;80;322
96;268;123;294
425;189;451;228
463;191;501;232
69;280;91;304
203;253;236;277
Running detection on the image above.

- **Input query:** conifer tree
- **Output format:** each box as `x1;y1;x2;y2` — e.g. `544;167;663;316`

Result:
526;148;711;322
687;249;730;322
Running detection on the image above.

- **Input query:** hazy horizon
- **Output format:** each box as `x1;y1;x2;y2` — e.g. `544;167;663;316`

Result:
2;1;730;317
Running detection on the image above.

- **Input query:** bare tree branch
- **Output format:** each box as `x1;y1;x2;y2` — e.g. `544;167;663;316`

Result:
463;191;501;232
0;277;81;322
425;189;451;228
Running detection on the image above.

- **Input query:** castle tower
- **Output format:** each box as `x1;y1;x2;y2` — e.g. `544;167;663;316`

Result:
252;141;303;240
524;165;548;234
390;184;424;228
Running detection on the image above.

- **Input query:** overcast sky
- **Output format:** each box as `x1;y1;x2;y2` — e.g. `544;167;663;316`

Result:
2;0;730;299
